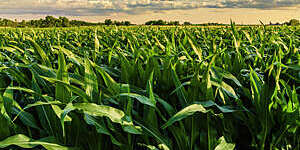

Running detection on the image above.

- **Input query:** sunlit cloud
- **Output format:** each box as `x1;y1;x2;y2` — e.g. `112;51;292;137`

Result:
0;0;299;16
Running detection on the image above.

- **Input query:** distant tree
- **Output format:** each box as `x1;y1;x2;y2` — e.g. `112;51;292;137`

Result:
45;16;56;27
124;21;131;26
0;19;15;27
1;16;297;28
145;20;167;25
157;20;166;25
183;22;192;25
59;17;70;27
105;19;113;25
289;19;300;26
17;20;26;27
145;21;153;25
168;21;180;25
284;19;300;26
0;16;103;27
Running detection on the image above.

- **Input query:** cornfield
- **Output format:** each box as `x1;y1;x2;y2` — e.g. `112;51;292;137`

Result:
0;24;299;150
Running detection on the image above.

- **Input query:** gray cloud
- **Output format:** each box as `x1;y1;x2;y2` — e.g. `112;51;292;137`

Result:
221;0;300;8
0;0;299;16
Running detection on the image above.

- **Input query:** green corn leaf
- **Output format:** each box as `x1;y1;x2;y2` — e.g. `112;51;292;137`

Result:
56;50;71;103
195;100;245;113
138;143;159;150
68;103;131;125
214;136;235;150
84;58;98;102
91;62;120;94
11;107;41;130
119;93;156;107
147;71;156;105
22;101;72;122
51;105;72;122
162;104;208;129
171;65;188;105
26;37;51;67
84;114;122;146
211;81;238;100
0;134;77;150
188;36;202;61
54;46;83;66
135;120;171;149
94;30;100;55
41;76;89;102
24;101;62;110
0;96;11;139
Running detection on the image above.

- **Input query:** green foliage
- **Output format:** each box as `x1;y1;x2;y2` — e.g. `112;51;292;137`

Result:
0;24;299;150
0;16;132;28
0;134;76;149
183;22;192;26
284;19;300;26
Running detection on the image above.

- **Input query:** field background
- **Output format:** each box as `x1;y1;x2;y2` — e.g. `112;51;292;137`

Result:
0;24;299;150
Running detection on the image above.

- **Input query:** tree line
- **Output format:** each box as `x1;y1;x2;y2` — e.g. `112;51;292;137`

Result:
270;19;300;26
145;20;228;26
0;16;299;28
0;16;132;28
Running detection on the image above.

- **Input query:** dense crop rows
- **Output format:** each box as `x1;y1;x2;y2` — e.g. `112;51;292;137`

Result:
0;24;299;150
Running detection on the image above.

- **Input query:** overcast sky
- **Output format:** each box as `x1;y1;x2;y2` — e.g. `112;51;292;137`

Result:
0;0;299;24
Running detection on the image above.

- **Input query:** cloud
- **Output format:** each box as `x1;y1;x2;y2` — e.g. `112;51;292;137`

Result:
221;0;300;8
0;0;299;16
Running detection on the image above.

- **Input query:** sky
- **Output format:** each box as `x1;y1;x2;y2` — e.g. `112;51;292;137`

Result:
0;0;299;24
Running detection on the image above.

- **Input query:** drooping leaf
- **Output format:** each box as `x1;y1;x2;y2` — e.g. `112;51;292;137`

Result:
0;134;77;150
84;114;122;146
119;93;156;107
41;76;89;102
162;104;208;129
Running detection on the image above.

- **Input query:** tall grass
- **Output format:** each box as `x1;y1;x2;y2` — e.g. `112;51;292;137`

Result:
0;24;299;150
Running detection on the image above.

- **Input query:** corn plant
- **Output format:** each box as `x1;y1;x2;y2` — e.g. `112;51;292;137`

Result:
0;24;299;150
